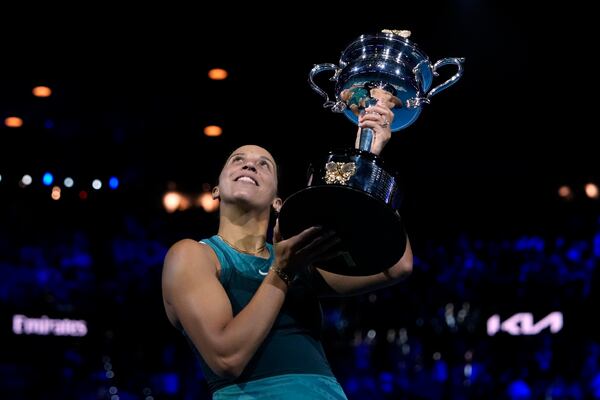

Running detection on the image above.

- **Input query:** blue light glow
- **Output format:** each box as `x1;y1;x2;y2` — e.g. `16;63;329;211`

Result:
42;172;54;186
109;177;119;190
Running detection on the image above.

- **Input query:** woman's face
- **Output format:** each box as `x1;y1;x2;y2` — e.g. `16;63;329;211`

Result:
217;145;279;210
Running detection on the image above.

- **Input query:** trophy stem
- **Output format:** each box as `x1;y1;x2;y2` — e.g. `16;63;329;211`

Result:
358;127;374;152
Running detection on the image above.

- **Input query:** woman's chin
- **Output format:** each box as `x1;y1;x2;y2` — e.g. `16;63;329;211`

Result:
230;193;267;210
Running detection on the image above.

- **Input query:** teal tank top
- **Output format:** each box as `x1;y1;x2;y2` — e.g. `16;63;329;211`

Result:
186;235;335;393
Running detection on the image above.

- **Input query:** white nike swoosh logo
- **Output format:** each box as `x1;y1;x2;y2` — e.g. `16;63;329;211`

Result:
258;268;269;276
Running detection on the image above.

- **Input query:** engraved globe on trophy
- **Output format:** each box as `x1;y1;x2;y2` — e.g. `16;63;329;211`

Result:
278;30;464;276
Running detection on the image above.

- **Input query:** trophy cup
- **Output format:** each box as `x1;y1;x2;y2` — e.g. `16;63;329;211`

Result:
278;30;464;276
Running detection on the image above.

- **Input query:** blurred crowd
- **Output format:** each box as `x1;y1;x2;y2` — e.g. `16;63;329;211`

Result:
1;204;600;399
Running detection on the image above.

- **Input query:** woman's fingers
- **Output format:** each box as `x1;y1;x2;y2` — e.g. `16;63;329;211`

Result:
285;226;323;250
359;109;393;126
297;231;341;260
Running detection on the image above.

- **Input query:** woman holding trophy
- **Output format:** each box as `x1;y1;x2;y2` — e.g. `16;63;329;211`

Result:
162;29;462;399
161;107;413;399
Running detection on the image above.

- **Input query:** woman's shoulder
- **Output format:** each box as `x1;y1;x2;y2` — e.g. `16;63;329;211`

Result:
167;238;210;256
163;238;219;275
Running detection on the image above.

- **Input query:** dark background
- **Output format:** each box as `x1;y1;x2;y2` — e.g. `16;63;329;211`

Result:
1;3;594;236
1;2;599;399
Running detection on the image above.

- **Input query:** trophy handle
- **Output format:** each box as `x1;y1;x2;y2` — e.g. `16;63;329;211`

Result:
407;57;465;108
308;63;346;112
426;57;465;99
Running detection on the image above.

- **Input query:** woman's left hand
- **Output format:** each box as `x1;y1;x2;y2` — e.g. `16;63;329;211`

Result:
355;101;394;155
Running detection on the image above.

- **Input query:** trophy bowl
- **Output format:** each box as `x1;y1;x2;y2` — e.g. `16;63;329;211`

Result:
278;30;464;276
309;29;464;133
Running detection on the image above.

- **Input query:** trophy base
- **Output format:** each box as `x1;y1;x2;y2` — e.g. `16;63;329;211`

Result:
278;185;406;276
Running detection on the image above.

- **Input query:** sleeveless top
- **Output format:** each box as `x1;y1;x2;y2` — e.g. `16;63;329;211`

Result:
185;235;336;394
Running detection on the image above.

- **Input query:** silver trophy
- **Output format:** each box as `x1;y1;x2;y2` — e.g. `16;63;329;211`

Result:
278;30;464;276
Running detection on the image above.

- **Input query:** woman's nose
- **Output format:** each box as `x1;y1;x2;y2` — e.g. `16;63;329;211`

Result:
242;162;257;171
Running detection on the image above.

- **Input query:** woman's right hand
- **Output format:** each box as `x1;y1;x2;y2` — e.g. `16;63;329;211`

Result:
272;220;340;274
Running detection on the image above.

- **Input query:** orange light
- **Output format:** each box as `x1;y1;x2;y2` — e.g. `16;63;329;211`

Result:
198;192;220;213
33;86;52;97
5;117;23;128
208;68;228;80
51;186;61;200
163;192;182;213
558;185;573;200
204;125;223;137
585;183;599;199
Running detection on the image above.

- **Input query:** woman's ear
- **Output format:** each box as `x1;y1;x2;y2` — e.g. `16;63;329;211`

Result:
212;186;220;200
272;197;282;213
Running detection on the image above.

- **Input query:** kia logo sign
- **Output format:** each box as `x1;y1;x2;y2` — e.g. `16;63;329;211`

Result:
487;312;563;336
